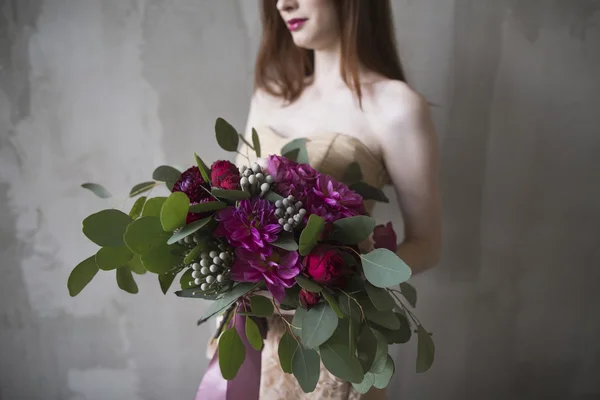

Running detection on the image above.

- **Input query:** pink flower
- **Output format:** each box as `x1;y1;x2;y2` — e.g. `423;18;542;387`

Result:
303;245;352;288
231;247;301;301
266;155;318;199
215;199;281;252
373;222;398;252
210;160;240;190
307;174;366;223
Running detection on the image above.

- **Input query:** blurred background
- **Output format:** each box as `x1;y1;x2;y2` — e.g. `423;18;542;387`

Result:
1;1;599;399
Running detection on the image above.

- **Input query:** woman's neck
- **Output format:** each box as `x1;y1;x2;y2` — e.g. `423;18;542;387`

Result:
312;40;346;88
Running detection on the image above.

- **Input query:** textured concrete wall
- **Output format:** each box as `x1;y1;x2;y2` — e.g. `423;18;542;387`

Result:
1;1;599;399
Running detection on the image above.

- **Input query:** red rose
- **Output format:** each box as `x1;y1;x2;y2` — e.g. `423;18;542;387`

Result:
303;245;349;287
373;222;398;252
299;289;320;309
211;160;240;190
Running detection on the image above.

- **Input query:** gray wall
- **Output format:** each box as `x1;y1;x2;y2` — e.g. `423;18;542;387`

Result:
1;1;599;399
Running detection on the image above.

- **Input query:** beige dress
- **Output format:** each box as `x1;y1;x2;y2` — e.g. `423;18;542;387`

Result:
221;127;391;400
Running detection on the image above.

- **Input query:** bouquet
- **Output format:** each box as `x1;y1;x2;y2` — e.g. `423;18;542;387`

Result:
70;117;435;396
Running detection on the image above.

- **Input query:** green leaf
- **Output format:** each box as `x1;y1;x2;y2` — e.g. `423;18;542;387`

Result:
400;282;417;308
179;267;195;289
159;272;177;294
160;192;190;231
127;254;146;275
129;181;156;197
68;256;99;296
342;162;363;185
81;183;111;198
199;283;257;323
281;138;309;165
272;233;299;251
295;275;322;293
245;317;263;351
320;338;364;383
167;217;212;245
152;165;181;182
292;344;320;393
218;328;246;380
291;306;307;337
175;286;219;301
251;128;261;157
301;303;338;349
184;244;204;264
189;201;227;214
116;266;138;294
194;153;211;183
278;331;298;374
95;246;133;271
82;209;132;247
352;372;375;394
211;188;251;201
339;293;362;323
372;313;412;344
128;196;147;219
280;285;301;309
141;197;167;217
416;325;435;373
250;295;274;317
322;289;344;318
369;329;389;374
373;356;395;389
264;191;284;203
361;248;412;288
349;182;390;203
365;282;396;312
360;297;400;330
357;325;378;372
299;214;325;256
140;243;183;274
124;216;170;255
215;117;240;152
283;148;300;162
331;215;376;245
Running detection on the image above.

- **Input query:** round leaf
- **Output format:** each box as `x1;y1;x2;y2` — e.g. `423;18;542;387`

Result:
124;216;169;255
400;282;417;308
320;339;364;383
416;325;435;373
141;243;183;274
331;216;376;245
357;325;378;372
159;272;177;294
245;316;263;351
292;345;320;393
167;217;212;245
342;162;363;185
365;282;396;312
215;117;240;152
301;303;338;349
160;192;190;231
81;183;111;198
360;297;400;330
352;372;375;394
299;214;325;256
129;181;156;197
142;197;167;217
68;256;99;296
272;233;299;252
373;356;395;389
369;329;389;374
361;248;412;288
116;266;138;294
152;165;181;182
250;295;274;317
278;331;298;374
218;328;246;380
127;254;146;275
281;138;309;164
340;293;362;323
179;267;195;289
291;306;307;337
322;289;344;318
82;209;132;247
95;246;133;271
128;196;147;219
349;182;390;203
295;275;322;293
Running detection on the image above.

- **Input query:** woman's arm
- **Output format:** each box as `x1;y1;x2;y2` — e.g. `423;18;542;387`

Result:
379;87;443;275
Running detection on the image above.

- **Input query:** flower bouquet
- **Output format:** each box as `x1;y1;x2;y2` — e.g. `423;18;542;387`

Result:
70;117;435;396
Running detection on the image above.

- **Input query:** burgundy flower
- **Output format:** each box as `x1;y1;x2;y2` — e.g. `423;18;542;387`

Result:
299;289;321;309
172;166;211;203
211;160;240;191
266;155;318;200
306;174;366;223
215;199;281;252
231;247;301;301
303;245;351;288
373;222;398;252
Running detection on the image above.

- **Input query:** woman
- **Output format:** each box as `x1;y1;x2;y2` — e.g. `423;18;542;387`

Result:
214;0;442;399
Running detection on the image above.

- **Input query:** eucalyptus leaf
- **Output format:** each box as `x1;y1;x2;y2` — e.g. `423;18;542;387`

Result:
140;243;183;274
250;295;274;317
352;372;375;394
373;356;395;389
194;152;211;183
264;191;284;203
291;306;307;337
357;325;378;372
350;182;390;203
302;303;338;349
280;284;301;309
331;215;376;245
211;188;251;201
159;272;177;294
322;289;344;318
295;275;322;293
81;183;111;199
160;192;190;231
184;244;204;264
167;217;212;245
141;197;167;217
361;248;412;288
215;118;240;152
245;316;263;351
68;256;99;297
400;282;417;308
82;209;132;247
218;328;246;380
299;214;325;256
179;267;195;289
116;266;138;294
251;128;261;157
342;162;363;185
128;196;147;219
129;181;156;197
95;246;133;271
320;339;364;383
369;329;389;374
283;148;300;162
199;283;257;323
127;255;146;275
339;293;362;323
292;344;320;393
124;216;170;255
278;331;298;374
189;201;227;214
360;296;400;330
272;233;299;252
281;138;309;165
365;282;396;312
416;325;435;373
152;165;181;182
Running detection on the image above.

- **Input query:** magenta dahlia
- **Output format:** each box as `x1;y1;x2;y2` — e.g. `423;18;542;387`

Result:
231;247;301;301
266;155;318;200
307;174;366;223
215;199;282;251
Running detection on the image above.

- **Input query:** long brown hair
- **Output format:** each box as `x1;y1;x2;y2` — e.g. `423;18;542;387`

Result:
255;0;406;104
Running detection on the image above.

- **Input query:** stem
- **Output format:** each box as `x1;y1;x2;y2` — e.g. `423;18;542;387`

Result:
340;289;366;323
199;184;220;201
237;150;250;164
239;134;255;151
271;298;301;343
390;290;420;326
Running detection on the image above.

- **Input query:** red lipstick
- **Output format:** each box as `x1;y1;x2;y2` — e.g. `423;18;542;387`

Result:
287;18;308;31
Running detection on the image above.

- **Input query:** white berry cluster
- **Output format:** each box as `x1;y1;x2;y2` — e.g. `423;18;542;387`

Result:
239;163;273;197
275;195;307;232
190;247;233;292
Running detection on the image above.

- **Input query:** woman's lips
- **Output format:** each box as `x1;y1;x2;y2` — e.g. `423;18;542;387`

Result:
287;18;308;32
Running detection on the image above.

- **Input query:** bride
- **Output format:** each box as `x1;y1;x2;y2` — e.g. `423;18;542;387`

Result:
209;0;442;399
